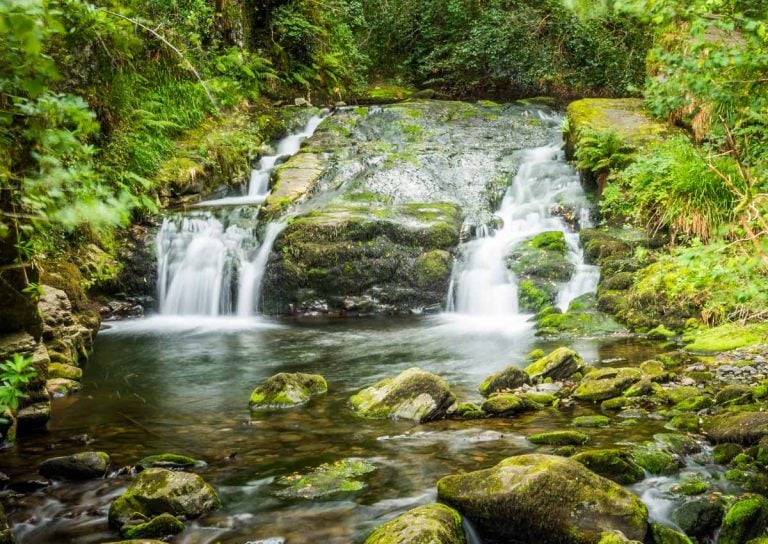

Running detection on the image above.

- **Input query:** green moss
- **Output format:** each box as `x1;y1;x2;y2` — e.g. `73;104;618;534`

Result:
675;395;713;411
630;443;679;475
249;373;327;409
674;475;708;496
647;324;677;339
416;250;452;289
713;443;743;464
667;414;699;432
684;322;768;353
137;454;201;470
518;279;557;313
525;349;545;361
48;362;82;381
455;403;486;419
359;83;413;103
602;397;630;410
572;449;644;484
529;231;567;254
522;392;557;406
364;503;465;544
524;347;584;382
481;393;539;417
274;458;376;500
535;310;625;338
718;496;768;544
121;513;184;539
572;415;611;428
479;366;529;396
648;523;693;544
573;368;642;402
528;430;589;446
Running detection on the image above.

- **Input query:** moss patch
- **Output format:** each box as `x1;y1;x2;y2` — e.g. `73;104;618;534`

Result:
274;458;376;500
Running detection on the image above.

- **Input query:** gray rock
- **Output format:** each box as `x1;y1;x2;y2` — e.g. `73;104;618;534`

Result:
39;451;110;480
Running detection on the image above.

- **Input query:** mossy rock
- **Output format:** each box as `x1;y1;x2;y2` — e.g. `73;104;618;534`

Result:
274;458;376;500
437;454;648;543
675;395;713;412
572;449;644;484
602;397;630;411
715;384;754;406
481;393;539;417
713;443;743;465
630;443;680;475
667;414;700;433
573;368;642;402
47;362;82;381
718;496;768;544
524;347;584;382
672;497;724;539
455;403;486;419
600;272;635;292
349;367;456;422
572;415;611;428
684;322;768;353
108;468;221;529
535;310;625;339
640;360;669;382
528;430;589;446
38;451;110;480
416;250;452;291
363;503;466;544
249;372;327;409
478;365;530;396
662;386;700;405
674;476;708;496
599;531;643;544
579;230;633;266
137;454;202;470
703;411;768;445
623;379;654;398
519;279;558;313
648;523;692;544
121;513;184;540
507;232;574;283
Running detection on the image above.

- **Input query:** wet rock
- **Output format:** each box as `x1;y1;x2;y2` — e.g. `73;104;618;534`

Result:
524;347;584;382
672;497;724;538
481;393;539;417
713;443;743;464
16;401;50;429
718;496;768;544
478;365;530;396
350;368;455;422
654;433;701;456
715;384;753;405
137;454;203;470
38;451;109;480
572;415;611;427
249;373;327;409
363;503;466;544
108;468;221;529
507;231;573;283
630;443;680;475
121;513;184;539
437;454;648;543
47;363;82;380
535;308;626;339
528;430;588;446
648;523;692;544
599;531;643;544
274;458;375;500
573;368;642;402
454;403;486;419
703;411;768;445
572;449;644;484
46;378;81;398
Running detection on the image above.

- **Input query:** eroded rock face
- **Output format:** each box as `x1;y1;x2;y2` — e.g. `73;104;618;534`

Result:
437;454;648;544
350;367;456;422
108;468;221;529
364;503;466;544
249;372;328;409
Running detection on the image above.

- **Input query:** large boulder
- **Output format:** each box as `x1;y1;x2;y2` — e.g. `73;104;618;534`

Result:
478;365;530;396
437;454;648;543
350;368;456;422
249;372;327;409
38;451;110;480
703;412;768;445
364;503;466;544
108;468;221;529
718;496;768;544
524;347;584;382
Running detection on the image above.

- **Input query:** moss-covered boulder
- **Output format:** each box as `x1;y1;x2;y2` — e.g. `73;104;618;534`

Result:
703;412;768;445
108;468;221;529
481;393;540;417
478;365;530;396
572;449;644;484
524;347;584;382
350;368;456;422
715;384;754;406
249;372;327;409
38;451;109;480
528;430;589;446
718;496;768;544
573;368;642;402
671;497;724;539
630;443;680;475
535;309;625;338
274;458;376;500
364;503;466;544
648;523;693;544
573;415;611;428
437;454;648;543
713;443;743;465
507;231;574;286
121;513;184;540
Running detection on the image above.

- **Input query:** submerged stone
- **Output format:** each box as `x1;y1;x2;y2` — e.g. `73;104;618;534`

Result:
437;454;648;543
363;503;466;544
572;449;644;484
249;373;327;409
274;458;376;500
478;365;530;396
349;367;455;422
38;451;109;480
108;468;221;529
524;347;584;382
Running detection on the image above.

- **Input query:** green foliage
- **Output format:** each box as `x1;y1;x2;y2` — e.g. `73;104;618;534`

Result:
359;0;650;97
602;136;741;240
575;128;636;177
0;353;36;412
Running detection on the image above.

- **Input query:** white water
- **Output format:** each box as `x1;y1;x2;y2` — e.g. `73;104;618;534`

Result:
198;112;328;208
157;112;328;317
449;121;597;323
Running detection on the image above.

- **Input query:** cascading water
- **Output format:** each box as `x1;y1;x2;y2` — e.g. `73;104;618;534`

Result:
155;111;328;317
448;115;597;320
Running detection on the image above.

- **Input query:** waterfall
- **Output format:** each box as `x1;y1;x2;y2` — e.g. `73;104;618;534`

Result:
448;122;595;318
155;111;329;317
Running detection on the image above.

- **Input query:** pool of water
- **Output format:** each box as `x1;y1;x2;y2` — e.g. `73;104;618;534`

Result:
0;314;682;543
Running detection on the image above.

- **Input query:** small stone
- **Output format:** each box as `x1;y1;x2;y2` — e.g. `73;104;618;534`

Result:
528;430;589;446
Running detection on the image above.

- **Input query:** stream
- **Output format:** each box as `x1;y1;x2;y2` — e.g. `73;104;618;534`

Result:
0;101;726;543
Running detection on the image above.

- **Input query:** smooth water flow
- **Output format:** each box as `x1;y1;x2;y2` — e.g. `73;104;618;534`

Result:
449;117;597;319
157;112;328;317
